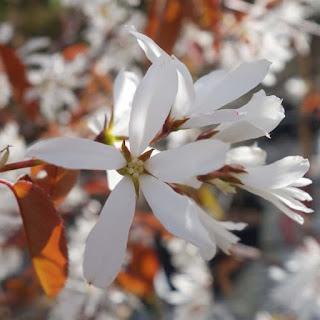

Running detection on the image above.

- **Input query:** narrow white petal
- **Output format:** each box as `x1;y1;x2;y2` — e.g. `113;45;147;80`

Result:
197;209;241;254
170;57;195;119
283;187;313;202
289;177;312;188
107;170;123;190
214;91;284;143
194;70;228;93
273;189;313;213
240;185;305;224
26;137;126;170
139;175;215;256
182;109;246;128
113;70;139;137
145;139;229;183
129;55;178;157
127;25;166;62
240;156;310;189
191;60;271;114
225;145;267;167
220;221;247;231
83;177;136;288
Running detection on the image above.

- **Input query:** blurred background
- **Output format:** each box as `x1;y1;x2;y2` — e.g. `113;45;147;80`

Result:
0;0;320;319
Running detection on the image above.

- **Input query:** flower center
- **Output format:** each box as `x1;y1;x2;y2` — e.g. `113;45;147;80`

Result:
126;158;144;178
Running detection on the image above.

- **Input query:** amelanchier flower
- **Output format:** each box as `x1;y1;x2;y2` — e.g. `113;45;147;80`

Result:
128;26;285;143
26;55;243;288
204;145;313;224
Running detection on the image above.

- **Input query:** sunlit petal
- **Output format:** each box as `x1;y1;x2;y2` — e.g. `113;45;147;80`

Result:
191;60;271;114
127;25;166;62
140;175;215;256
145;139;229;183
83;177;136;288
26;137;126;170
129;55;178;157
113;70;139;137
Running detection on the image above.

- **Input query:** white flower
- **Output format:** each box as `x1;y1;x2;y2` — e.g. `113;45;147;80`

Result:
0;72;11;109
26;55;240;288
225;145;313;224
270;237;320;320
128;26;284;143
25;53;87;121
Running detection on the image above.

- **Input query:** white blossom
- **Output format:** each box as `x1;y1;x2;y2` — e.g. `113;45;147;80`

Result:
225;145;313;224
128;26;284;143
26;54;241;288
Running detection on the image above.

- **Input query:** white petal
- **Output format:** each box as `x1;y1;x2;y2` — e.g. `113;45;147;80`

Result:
129;55;178;157
194;70;228;93
289;177;312;188
220;221;247;231
240;185;305;224
107;170;123;190
182;109;246;128
214;91;284;143
170;57;195;119
113;70;139;137
139;174;215;256
127;25;166;62
240;156;310;189
225;145;267;167
273;189;313;213
83;177;136;288
145;139;229;183
191;60;271;114
197;209;241;254
26;137;126;170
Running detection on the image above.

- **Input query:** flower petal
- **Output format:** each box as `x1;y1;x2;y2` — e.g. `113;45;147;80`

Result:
129;55;178;157
240;156;310;189
214;90;284;143
190;60;271;114
197;209;241;255
225;145;267;167
139;174;215;257
107;170;123;190
113;70;139;137
145;139;229;183
127;25;166;63
83;176;136;288
182;109;246;128
26;137;126;170
240;185;305;224
170;57;195;119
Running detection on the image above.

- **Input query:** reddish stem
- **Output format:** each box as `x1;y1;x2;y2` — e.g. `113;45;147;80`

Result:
0;159;45;173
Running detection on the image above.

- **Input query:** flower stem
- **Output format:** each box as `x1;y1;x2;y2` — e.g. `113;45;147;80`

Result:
0;159;46;173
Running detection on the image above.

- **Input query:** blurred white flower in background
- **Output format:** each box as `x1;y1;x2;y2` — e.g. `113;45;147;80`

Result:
0;72;11;109
25;53;87;122
270;237;320;320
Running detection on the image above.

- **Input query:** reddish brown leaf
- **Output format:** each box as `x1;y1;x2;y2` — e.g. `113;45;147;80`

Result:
116;244;160;298
10;180;68;297
62;43;88;61
0;45;39;119
30;164;79;205
146;0;184;55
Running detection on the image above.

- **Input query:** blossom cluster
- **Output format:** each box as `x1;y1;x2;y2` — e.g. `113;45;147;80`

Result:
26;27;312;289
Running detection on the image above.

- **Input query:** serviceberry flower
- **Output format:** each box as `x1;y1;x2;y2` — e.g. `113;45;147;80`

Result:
128;26;284;143
203;145;313;224
26;55;241;288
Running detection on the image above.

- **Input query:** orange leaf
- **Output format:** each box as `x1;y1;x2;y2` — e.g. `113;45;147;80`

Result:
62;43;88;61
11;180;68;297
0;45;39;119
30;164;79;205
117;244;160;297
